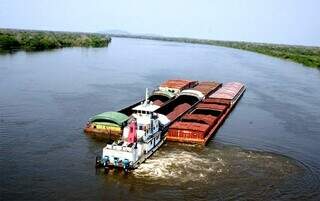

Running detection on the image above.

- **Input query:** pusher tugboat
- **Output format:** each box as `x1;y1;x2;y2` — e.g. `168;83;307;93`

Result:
95;89;170;172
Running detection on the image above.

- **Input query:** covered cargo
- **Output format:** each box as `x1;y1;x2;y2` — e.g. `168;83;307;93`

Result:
152;79;198;106
159;79;198;93
167;82;245;145
179;81;221;100
84;112;129;140
204;82;245;105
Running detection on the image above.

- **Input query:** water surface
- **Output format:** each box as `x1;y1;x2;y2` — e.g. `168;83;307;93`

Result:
1;38;320;200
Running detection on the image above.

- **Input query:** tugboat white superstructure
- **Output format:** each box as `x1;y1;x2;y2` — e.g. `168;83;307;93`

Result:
96;89;170;172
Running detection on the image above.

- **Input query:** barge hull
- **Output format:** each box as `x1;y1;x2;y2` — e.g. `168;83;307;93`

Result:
84;127;122;140
167;82;246;145
202;85;246;145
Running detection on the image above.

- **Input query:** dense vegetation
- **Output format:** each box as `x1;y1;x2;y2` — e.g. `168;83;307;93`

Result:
0;29;111;51
206;40;320;68
111;34;320;68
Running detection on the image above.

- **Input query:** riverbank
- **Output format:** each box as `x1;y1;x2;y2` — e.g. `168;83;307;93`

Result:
110;34;320;68
0;28;111;51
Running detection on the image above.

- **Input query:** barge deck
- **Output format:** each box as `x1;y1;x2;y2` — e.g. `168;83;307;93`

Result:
155;81;221;125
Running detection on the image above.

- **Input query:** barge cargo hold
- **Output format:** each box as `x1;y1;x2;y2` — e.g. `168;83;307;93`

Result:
155;81;221;124
84;79;198;140
167;82;246;145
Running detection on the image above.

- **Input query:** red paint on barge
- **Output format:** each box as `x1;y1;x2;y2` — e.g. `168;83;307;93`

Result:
156;81;221;123
159;79;198;91
167;82;246;145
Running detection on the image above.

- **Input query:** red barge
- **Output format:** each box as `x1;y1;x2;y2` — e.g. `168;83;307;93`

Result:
155;81;221;124
167;82;246;145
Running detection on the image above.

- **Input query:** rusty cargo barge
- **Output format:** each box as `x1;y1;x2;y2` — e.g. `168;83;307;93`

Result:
85;79;245;146
155;81;221;125
84;79;198;140
167;82;246;145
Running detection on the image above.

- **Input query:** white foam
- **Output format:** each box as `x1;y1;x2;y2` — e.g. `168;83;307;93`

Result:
133;149;226;183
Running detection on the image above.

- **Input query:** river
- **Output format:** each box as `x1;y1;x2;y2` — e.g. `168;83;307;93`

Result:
1;37;320;200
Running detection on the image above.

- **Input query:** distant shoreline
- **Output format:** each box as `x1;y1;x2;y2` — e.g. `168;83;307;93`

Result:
1;28;319;68
0;28;111;52
110;34;320;68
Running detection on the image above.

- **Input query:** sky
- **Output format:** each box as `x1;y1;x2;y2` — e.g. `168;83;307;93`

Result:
0;0;319;46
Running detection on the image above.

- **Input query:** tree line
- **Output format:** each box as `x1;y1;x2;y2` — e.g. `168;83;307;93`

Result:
0;29;111;51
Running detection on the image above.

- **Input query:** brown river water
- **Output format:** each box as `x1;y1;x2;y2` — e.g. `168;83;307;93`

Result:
1;37;320;200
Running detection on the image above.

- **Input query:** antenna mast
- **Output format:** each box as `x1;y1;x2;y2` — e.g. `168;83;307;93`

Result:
144;88;149;105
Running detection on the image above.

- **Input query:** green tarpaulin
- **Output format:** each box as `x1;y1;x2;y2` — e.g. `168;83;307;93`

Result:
90;111;129;126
